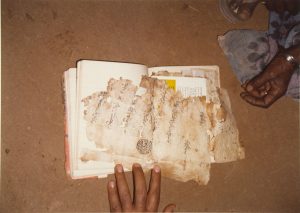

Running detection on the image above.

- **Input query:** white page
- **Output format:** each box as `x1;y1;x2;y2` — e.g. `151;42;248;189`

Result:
75;60;148;173
148;66;220;103
148;66;220;87
153;76;207;97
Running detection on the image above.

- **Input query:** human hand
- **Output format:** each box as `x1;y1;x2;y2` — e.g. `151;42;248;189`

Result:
265;0;300;15
240;53;296;108
107;163;176;212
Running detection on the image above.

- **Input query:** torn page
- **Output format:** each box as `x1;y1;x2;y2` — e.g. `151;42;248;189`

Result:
80;76;244;185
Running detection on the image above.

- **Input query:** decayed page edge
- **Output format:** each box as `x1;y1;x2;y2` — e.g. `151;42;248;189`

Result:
148;66;244;162
63;69;71;176
210;89;245;163
75;60;148;175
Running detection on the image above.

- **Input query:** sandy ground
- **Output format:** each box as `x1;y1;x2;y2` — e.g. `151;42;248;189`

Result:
1;0;299;212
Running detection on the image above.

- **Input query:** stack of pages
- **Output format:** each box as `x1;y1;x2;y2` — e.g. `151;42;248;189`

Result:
63;60;245;185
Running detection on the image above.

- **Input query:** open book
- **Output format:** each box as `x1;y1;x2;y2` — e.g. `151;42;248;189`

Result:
63;60;245;185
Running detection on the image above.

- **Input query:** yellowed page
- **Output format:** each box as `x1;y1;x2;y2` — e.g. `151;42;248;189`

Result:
75;60;148;175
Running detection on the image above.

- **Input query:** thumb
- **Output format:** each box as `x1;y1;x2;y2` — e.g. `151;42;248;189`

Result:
163;204;176;212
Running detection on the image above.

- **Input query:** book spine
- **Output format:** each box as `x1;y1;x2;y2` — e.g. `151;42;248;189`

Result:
62;73;71;177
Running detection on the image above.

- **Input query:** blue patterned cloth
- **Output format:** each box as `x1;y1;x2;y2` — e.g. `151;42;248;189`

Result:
219;11;300;99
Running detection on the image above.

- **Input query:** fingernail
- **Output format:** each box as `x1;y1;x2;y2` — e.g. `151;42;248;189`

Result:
247;85;253;91
153;165;160;173
109;180;115;188
115;164;123;173
133;163;141;168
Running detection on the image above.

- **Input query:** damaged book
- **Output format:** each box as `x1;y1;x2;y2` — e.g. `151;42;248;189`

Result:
63;60;245;185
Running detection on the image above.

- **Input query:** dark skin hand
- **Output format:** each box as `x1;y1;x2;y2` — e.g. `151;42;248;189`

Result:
241;45;300;108
240;0;300;108
225;1;300;107
107;163;176;212
265;0;300;15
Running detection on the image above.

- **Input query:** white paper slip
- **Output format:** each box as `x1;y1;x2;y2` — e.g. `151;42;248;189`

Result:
153;76;207;97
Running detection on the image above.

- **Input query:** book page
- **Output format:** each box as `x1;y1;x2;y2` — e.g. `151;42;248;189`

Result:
148;66;220;87
153;76;207;97
75;60;148;173
149;66;244;163
80;76;213;184
148;66;220;103
63;68;77;176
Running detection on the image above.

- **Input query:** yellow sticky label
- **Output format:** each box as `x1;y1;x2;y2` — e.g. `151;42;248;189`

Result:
165;80;176;91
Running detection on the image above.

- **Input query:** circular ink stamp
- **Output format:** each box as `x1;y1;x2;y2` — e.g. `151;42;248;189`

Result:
136;139;152;154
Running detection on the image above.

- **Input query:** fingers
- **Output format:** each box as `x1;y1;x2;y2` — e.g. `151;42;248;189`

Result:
261;80;282;106
241;83;267;98
241;92;270;108
146;165;161;212
258;81;271;96
107;180;122;212
108;164;171;212
114;164;132;210
132;163;147;211
241;78;286;108
240;88;279;108
244;72;270;95
163;204;177;213
241;80;249;90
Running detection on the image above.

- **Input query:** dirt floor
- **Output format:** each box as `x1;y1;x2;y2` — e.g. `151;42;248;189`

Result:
1;0;299;212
